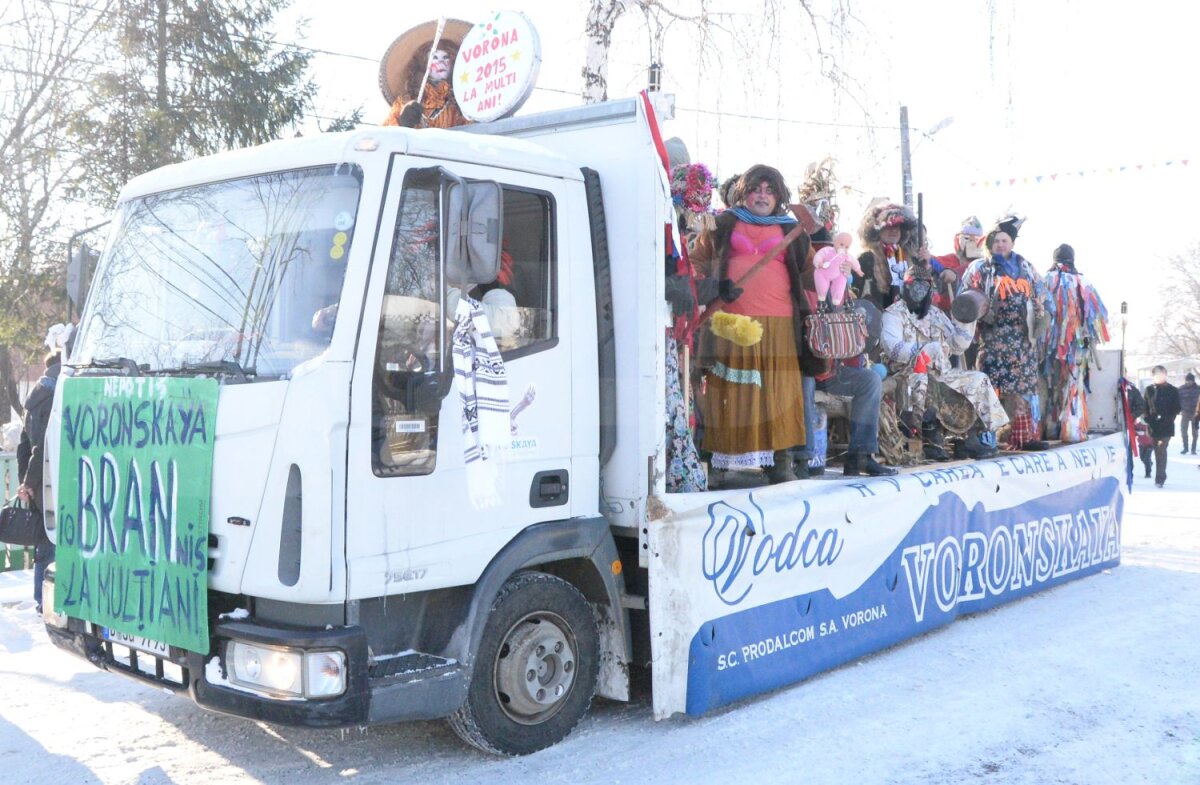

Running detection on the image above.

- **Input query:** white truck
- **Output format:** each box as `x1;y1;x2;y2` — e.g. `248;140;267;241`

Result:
40;95;1128;755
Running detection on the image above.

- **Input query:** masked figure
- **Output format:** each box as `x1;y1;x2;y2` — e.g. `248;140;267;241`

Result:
931;216;985;314
882;261;1009;459
379;19;472;130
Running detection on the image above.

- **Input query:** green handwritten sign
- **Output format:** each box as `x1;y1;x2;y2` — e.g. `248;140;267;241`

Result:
55;376;218;655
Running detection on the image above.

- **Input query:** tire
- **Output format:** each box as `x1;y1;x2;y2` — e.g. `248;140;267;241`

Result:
448;571;599;756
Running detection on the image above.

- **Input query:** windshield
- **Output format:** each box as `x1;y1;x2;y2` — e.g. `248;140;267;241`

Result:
74;164;363;378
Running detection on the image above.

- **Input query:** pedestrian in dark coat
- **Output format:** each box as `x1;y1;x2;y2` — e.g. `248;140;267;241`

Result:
1143;365;1181;487
16;351;59;612
1177;372;1200;454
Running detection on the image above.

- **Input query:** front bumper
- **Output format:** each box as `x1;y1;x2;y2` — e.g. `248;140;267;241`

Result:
44;612;473;727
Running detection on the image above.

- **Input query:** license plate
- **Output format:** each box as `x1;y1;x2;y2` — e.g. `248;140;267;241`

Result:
103;628;170;658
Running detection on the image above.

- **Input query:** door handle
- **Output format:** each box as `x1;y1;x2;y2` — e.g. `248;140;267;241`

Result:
530;470;569;508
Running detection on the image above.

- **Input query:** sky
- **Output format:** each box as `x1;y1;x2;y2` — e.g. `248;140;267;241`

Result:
277;0;1200;359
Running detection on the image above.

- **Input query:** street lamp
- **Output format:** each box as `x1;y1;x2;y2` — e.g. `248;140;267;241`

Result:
899;109;954;207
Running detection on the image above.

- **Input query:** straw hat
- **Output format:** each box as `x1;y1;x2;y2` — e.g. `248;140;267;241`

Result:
378;18;473;105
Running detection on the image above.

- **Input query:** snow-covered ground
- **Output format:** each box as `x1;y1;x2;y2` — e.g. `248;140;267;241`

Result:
2;452;1198;785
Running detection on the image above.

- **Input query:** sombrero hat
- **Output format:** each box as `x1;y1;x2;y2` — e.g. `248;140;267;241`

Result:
378;18;473;105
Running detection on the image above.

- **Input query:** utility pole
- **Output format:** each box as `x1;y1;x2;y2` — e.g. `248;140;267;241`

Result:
900;105;913;208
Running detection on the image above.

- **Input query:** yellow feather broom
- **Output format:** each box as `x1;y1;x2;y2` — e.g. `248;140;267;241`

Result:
710;311;763;347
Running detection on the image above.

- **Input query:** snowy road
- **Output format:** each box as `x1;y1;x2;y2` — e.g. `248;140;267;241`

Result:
2;454;1198;785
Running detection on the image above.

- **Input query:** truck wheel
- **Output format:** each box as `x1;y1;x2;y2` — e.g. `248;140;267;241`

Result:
448;571;599;755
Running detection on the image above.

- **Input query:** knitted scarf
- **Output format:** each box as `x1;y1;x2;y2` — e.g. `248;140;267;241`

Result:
452;297;510;508
729;206;798;226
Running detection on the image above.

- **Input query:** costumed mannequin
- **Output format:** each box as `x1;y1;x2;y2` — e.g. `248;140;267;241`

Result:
812;232;861;306
1039;243;1109;442
958;214;1050;450
854;200;919;311
379;19;472;130
881;261;1009;460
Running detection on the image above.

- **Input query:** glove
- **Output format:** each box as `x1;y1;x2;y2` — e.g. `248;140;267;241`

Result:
398;100;423;128
664;274;696;316
718;278;743;303
694;277;719;304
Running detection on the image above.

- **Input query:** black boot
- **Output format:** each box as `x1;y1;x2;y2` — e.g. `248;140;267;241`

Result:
843;453;898;477
955;434;997;460
923;443;953;462
766;450;798;484
921;415;952;461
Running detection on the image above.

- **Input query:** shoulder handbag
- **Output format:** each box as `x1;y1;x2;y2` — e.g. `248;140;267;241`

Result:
0;497;43;546
805;303;868;360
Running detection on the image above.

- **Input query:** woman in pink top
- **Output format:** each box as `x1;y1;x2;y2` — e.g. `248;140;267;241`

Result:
692;165;810;484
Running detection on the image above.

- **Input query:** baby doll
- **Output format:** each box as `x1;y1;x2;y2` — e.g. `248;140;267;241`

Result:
812;231;862;306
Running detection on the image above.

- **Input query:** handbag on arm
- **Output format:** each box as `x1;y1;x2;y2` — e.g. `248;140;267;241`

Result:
0;497;42;546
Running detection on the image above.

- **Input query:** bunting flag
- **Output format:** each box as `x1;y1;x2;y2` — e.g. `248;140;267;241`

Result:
969;159;1191;188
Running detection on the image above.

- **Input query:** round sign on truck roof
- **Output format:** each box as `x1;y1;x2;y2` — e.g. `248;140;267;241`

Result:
453;11;542;123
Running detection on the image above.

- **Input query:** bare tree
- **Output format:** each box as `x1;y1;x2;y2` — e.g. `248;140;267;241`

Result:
0;0;113;423
1150;244;1200;358
582;0;861;111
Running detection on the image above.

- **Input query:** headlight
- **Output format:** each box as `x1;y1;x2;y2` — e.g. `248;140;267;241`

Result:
226;641;346;699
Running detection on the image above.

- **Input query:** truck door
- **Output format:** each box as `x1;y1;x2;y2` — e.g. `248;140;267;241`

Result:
345;158;574;597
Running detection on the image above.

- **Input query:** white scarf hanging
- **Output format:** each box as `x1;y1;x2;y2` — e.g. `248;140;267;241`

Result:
452;296;510;508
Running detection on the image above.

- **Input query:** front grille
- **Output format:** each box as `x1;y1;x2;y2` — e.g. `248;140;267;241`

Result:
101;639;190;690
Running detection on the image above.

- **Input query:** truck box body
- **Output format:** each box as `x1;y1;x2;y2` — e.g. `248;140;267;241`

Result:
38;94;1127;751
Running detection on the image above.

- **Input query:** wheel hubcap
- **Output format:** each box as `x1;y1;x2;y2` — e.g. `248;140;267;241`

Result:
494;612;577;724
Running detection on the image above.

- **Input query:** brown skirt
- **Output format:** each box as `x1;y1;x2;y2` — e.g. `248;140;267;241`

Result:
701;315;806;466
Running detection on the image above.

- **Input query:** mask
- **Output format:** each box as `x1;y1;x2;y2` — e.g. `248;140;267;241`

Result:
903;279;933;318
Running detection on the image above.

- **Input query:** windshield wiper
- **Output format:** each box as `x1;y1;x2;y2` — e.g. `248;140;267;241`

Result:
68;357;141;376
150;359;256;382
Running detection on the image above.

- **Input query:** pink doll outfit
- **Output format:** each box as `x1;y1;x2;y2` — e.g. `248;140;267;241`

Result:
812;246;863;306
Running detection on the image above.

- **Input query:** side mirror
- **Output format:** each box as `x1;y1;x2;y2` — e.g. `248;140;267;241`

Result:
443;172;503;287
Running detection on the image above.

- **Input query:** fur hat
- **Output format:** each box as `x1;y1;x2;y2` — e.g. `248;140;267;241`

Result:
859;200;918;247
986;213;1025;244
904;258;934;283
665;137;690;170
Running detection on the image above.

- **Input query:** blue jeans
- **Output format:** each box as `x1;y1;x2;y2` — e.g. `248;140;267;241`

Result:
815;364;882;455
33;541;54;610
795;375;818;459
